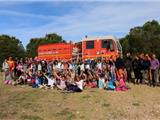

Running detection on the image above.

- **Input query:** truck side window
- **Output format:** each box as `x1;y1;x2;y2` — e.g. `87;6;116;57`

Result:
86;41;94;49
102;40;109;48
110;40;114;51
102;39;114;51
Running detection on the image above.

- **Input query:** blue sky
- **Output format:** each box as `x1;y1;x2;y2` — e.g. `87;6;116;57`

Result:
0;1;160;47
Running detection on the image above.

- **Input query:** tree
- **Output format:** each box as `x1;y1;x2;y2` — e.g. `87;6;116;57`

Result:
120;35;130;54
26;33;64;57
0;34;25;67
120;20;160;57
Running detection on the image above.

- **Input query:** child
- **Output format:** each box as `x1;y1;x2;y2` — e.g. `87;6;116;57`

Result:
32;71;43;88
98;73;105;89
75;76;85;92
17;62;23;77
18;72;27;84
86;72;97;88
45;75;56;88
57;75;67;90
66;76;84;92
115;70;129;91
106;78;116;91
105;66;116;90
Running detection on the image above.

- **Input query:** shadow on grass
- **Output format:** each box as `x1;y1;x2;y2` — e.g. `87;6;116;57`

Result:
55;108;76;120
132;103;140;106
102;103;110;107
20;115;43;120
81;94;91;99
0;112;8;119
106;110;127;120
0;111;18;119
88;89;97;93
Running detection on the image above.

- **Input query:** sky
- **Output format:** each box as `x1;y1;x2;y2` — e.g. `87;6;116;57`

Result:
0;0;160;47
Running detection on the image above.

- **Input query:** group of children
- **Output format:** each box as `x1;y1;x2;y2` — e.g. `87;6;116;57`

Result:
2;57;130;92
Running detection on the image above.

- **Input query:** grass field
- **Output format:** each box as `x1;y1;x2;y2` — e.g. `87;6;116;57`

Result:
0;73;160;120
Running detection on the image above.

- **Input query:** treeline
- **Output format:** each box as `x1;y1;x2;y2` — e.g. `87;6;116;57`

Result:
0;35;25;67
0;33;63;67
120;20;160;57
0;20;160;67
26;33;64;57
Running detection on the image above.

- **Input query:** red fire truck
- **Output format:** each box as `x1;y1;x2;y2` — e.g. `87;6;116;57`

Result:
38;43;76;60
37;36;122;60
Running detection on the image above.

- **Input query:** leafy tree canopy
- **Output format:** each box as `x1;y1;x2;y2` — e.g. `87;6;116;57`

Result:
26;33;64;57
0;34;25;66
120;20;160;58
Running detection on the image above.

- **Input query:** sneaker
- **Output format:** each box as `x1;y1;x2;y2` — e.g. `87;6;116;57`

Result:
8;81;12;85
4;80;9;84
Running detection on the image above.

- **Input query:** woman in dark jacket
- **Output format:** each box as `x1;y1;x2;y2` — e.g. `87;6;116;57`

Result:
132;56;141;84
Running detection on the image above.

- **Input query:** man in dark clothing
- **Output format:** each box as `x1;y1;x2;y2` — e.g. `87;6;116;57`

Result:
139;54;145;84
132;56;142;84
115;54;125;80
142;55;151;84
41;60;47;73
115;54;125;70
125;53;132;83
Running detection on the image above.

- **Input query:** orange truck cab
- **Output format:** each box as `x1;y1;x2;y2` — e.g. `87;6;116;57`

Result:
82;36;122;60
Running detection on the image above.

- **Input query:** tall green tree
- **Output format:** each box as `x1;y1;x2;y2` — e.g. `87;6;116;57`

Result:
0;34;25;67
120;20;160;57
26;33;63;57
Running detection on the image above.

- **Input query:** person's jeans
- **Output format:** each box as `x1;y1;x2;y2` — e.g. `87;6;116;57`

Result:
126;68;132;82
142;70;149;84
151;69;159;86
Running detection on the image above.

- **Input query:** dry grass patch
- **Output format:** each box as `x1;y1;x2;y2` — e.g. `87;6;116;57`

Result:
0;73;160;120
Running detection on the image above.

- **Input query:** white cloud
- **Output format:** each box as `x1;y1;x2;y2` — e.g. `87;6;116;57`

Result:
0;2;160;47
0;10;55;19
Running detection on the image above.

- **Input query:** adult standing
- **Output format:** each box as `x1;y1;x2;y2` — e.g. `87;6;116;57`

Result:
139;54;145;84
115;53;125;70
125;53;132;83
132;56;141;84
150;54;159;87
7;57;15;84
2;59;9;81
142;54;151;84
8;57;15;75
115;53;125;80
